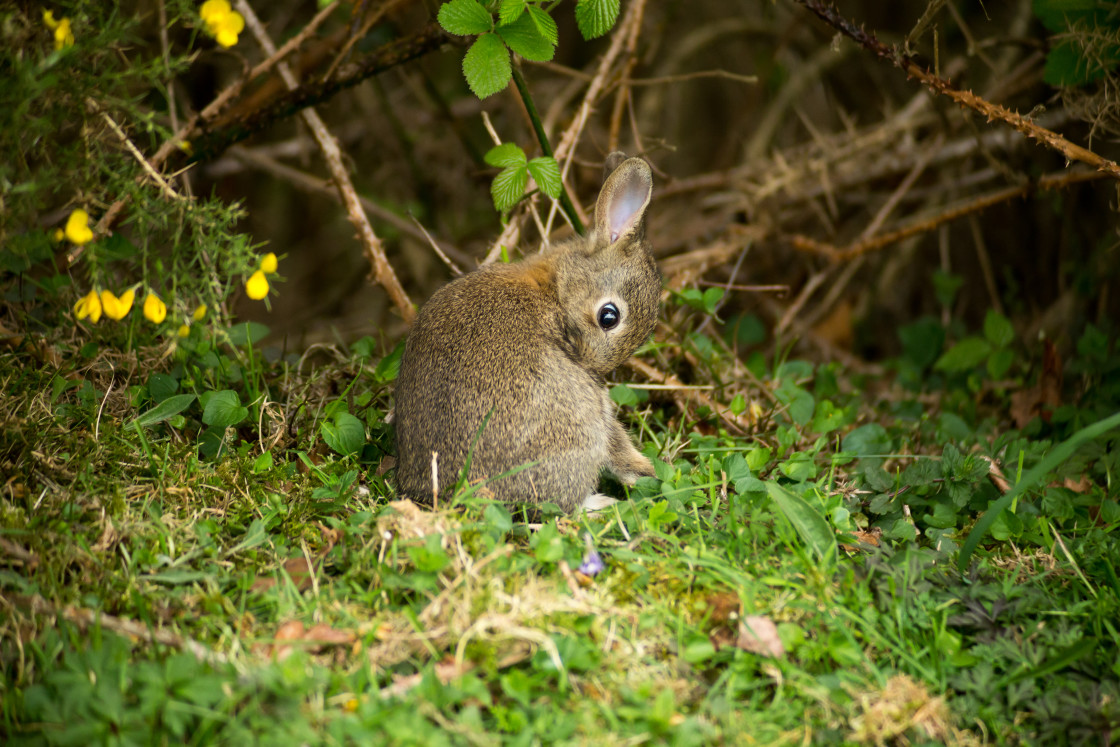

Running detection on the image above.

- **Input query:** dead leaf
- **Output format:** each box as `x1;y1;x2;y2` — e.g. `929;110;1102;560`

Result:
840;527;882;552
812;299;854;350
267;620;356;660
704;592;741;626
735;615;785;658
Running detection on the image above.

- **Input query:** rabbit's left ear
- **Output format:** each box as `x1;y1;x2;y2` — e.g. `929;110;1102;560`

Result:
595;157;652;245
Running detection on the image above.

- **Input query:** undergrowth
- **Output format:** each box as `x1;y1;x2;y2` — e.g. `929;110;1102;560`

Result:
1;286;1118;745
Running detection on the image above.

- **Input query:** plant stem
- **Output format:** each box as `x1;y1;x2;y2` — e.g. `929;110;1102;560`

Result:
511;63;586;235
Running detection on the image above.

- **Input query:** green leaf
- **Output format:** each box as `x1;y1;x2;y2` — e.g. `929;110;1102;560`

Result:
898;317;945;370
778;452;818;482
201;390;247;428
609;383;638;406
766;482;837;566
774;380;814;425
527;5;559;46
959;409;1120;571
983;310;1015;348
226;321;270;347
498;0;526;25
987;347;1015;379
134;394;196;428
438;0;493;35
484;142;527;169
374;339;405;383
702;286;724;314
147;373;179;403
526;156;562;198
491;165;528;211
934;336;992;372
408;534;451;573
462;33;511;99
497;12;556;61
575;0;620;40
321;412;365;456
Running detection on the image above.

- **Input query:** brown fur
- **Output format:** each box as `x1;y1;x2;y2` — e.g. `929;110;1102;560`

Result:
394;155;661;513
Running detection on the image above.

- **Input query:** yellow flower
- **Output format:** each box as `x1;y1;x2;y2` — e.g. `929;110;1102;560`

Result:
64;209;94;245
43;10;74;50
245;270;269;300
178;323;191;337
200;0;244;48
74;289;102;323
193;304;207;321
100;288;135;320
143;293;167;324
260;252;278;274
53;228;64;241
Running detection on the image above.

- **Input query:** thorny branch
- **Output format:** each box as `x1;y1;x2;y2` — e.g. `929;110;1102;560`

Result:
793;0;1120;180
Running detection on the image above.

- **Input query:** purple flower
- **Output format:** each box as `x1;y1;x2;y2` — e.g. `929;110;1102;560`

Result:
578;533;605;576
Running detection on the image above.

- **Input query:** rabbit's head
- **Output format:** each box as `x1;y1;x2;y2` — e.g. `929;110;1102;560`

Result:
553;155;661;376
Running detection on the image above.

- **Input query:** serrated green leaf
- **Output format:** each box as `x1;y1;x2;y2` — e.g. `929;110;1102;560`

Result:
134;394;196;428
575;0;620;40
201;390;247;429
491;165;528;211
934;336;992;372
484;142;527;168
526;156;562;198
496;12;556;61
438;0;493;35
983;310;1015;348
321;412;365;456
498;0;526;25
462;33;511;99
527;6;559;45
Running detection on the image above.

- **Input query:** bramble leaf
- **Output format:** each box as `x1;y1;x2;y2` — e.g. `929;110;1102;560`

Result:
485;142;527;168
462;33;511;98
498;0;526;26
438;0;493;35
527;156;562;198
491;164;529;210
575;0;620;40
497;12;556;61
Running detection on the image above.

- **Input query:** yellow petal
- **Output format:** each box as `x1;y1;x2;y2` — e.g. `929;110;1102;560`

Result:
259;252;278;274
200;0;230;23
43;10;59;29
143;293;167;324
54;19;74;49
53;228;64;241
216;28;239;47
178;324;191;338
74;290;102;323
193;303;207;321
101;288;135;320
245;270;269;300
64;209;93;245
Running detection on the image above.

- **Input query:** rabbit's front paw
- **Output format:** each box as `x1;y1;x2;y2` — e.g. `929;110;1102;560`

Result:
580;493;619;513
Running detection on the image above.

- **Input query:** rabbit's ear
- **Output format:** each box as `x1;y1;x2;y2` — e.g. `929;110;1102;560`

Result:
595;157;652;245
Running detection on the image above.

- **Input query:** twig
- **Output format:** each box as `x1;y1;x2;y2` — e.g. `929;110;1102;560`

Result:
793;0;1120;180
236;0;415;323
789;168;1105;260
97;107;182;202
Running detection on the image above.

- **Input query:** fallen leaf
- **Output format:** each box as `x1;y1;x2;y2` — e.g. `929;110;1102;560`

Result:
1009;339;1062;428
735;615;785;658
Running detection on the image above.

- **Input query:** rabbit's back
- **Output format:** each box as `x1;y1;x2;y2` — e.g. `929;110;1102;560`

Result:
395;260;611;512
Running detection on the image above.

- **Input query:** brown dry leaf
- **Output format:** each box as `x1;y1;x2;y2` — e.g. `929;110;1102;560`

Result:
267;620;356;661
382;657;469;699
735;615;785;658
841;527;882;552
1063;475;1093;493
250;525;340;592
1009;339;1063;428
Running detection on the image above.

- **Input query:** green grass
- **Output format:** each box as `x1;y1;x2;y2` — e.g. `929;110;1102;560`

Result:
2;309;1119;745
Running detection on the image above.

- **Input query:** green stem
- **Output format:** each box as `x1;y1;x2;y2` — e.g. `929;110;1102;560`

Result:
510;63;585;235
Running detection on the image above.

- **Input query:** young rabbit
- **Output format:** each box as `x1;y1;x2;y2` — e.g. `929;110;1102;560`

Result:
394;153;661;514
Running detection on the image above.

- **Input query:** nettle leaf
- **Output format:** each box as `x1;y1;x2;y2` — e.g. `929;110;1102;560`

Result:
575;0;620;40
496;12;556;61
498;0;527;26
934;336;991;372
438;0;493;35
526;156;562;198
484;142;527;169
463;33;512;99
527;5;559;46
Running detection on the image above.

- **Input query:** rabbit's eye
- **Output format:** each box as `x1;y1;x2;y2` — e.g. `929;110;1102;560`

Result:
597;303;621;330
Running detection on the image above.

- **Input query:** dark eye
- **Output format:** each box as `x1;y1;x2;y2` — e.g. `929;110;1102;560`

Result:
597;302;620;330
